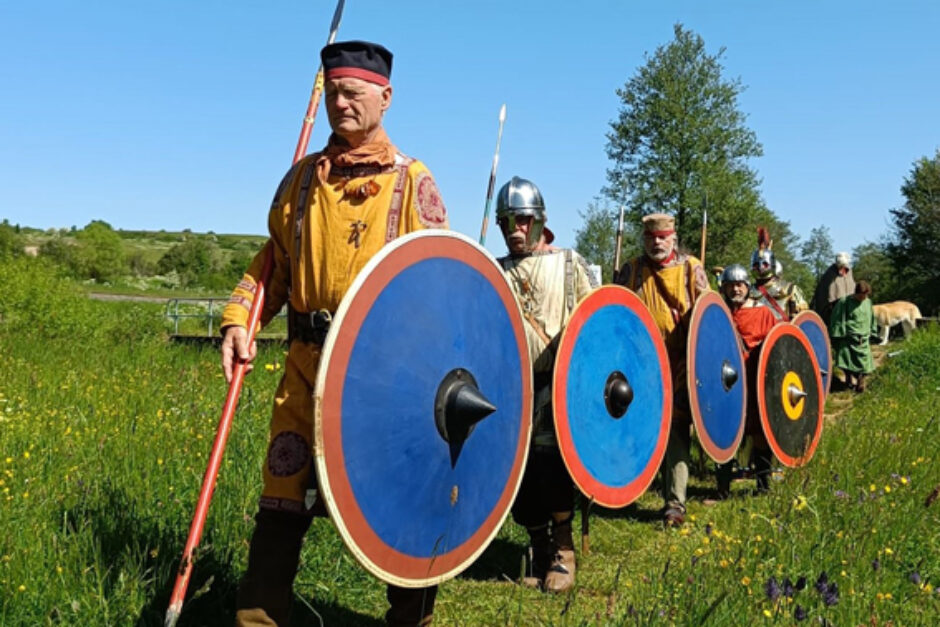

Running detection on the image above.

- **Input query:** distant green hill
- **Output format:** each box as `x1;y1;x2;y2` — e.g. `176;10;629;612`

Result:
7;220;268;295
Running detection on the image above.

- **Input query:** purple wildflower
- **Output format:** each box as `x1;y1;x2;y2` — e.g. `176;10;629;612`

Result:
834;489;847;499
795;576;807;591
765;576;782;601
823;582;839;607
872;558;880;571
814;571;829;593
705;523;713;536
691;555;699;567
794;605;807;621
783;577;795;598
910;571;922;585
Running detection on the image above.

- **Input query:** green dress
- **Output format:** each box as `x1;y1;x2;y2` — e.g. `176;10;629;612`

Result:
829;296;877;374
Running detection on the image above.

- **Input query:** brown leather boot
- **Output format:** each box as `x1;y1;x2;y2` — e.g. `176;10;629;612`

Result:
544;512;575;592
544;549;576;593
385;584;437;626
855;373;867;393
521;524;552;588
235;509;312;626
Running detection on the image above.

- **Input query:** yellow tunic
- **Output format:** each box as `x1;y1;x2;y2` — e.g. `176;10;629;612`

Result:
220;149;449;512
222;152;449;329
618;254;709;419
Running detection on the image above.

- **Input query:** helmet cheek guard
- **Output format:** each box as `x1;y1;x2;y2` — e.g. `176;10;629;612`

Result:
751;249;776;278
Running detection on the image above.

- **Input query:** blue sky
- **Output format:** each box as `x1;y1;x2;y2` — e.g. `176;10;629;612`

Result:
1;1;938;259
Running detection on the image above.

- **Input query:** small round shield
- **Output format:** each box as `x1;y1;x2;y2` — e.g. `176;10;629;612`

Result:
314;231;532;587
553;285;672;508
792;310;832;399
756;323;824;468
687;292;747;463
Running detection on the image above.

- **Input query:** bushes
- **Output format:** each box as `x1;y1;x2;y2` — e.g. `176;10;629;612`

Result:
0;257;164;343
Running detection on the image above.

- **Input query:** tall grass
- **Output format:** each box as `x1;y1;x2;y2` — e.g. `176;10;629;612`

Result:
0;259;937;625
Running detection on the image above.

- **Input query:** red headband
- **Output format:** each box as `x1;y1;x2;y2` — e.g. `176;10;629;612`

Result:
645;229;675;237
325;67;389;86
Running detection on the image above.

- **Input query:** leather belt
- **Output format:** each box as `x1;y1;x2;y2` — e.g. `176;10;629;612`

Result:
290;308;334;345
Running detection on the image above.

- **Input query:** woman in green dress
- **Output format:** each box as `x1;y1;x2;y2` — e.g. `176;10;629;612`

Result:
829;281;878;392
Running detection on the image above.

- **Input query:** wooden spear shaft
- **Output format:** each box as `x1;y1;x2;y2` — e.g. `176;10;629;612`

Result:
165;2;345;625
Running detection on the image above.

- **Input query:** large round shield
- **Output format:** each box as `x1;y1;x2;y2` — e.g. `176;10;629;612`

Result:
553;285;672;508
792;310;832;399
687;292;747;463
314;231;532;587
756;323;824;468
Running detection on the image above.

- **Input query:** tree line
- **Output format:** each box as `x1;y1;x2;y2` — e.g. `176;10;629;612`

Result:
0;220;258;292
574;24;939;315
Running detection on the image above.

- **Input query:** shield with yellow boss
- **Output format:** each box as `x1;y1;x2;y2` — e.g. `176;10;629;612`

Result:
756;323;824;467
314;231;532;587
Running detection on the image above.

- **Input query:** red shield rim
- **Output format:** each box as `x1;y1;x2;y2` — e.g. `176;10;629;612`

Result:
756;323;824;468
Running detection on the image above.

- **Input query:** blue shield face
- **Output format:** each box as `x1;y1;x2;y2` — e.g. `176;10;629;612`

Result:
316;231;532;586
793;311;832;399
687;292;747;463
553;286;672;508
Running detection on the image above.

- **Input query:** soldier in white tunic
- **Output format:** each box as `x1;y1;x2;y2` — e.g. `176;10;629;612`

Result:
495;177;597;592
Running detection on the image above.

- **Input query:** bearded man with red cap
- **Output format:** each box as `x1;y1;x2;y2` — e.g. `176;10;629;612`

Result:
220;41;449;626
615;213;710;526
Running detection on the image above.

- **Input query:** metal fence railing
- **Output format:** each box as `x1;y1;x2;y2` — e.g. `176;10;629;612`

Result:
164;298;287;339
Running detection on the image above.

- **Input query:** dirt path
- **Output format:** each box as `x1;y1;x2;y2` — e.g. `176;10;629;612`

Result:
825;343;889;423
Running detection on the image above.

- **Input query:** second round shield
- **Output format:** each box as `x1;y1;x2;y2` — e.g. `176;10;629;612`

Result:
687;292;747;463
756;323;824;468
315;231;532;587
553;285;672;508
792;310;832;399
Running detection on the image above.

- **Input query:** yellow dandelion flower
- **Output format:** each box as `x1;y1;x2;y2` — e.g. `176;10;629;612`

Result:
884;547;893;555
841;570;847;577
876;592;884;601
703;536;711;545
755;535;762;542
763;609;772;618
265;363;275;371
885;593;893;600
56;566;63;574
4;458;11;464
150;548;159;558
157;458;163;466
741;576;751;586
17;584;25;592
869;483;877;492
900;476;909;485
679;527;690;536
793;495;808;511
22;452;29;460
884;485;891;493
719;559;729;568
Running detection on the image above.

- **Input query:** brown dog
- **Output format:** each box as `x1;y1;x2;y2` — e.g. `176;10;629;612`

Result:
872;300;922;345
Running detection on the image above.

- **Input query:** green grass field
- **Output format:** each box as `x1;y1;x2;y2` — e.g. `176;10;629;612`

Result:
1;258;937;625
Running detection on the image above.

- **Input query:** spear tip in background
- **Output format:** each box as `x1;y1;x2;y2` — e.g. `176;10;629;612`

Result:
499;103;507;123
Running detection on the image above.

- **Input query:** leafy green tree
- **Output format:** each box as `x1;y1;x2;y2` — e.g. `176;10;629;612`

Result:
605;23;765;267
573;200;640;283
886;150;940;313
74;220;127;282
800;225;835;279
853;240;897;301
0;220;22;258
157;237;223;287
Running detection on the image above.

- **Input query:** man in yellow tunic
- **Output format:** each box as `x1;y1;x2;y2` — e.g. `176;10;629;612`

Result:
495;177;596;592
220;41;449;627
615;213;709;526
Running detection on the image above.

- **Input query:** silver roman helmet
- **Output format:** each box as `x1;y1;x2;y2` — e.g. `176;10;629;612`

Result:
496;176;552;250
720;263;751;288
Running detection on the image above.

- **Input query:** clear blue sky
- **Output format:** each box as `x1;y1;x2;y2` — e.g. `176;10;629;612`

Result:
2;1;938;259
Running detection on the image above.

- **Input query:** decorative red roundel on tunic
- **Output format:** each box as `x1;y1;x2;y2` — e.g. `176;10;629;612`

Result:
415;172;448;227
267;431;310;477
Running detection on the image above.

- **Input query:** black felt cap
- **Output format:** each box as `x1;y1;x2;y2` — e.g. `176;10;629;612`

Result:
321;40;393;85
